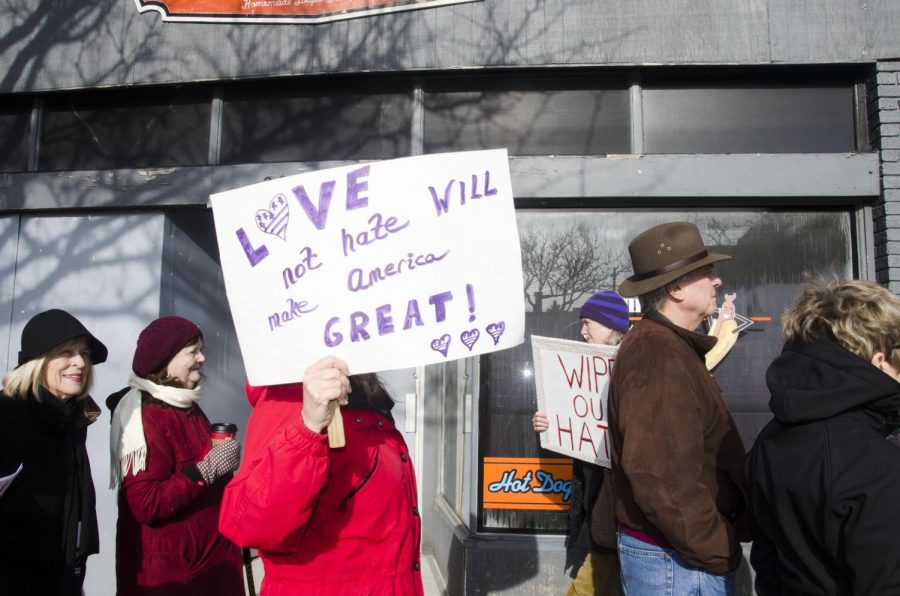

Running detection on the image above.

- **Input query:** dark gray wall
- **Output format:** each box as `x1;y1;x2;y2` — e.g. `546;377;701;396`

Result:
1;0;898;94
160;209;253;438
0;212;167;595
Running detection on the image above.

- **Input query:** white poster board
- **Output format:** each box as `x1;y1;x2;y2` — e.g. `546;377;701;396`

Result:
210;150;525;385
532;335;618;467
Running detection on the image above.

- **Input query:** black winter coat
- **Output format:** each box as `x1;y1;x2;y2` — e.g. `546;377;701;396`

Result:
564;460;604;574
747;339;900;595
0;388;100;595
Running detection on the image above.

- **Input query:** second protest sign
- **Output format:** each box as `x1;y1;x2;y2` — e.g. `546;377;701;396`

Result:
532;335;617;467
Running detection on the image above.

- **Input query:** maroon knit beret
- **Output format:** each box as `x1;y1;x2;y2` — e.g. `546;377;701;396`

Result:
132;316;202;377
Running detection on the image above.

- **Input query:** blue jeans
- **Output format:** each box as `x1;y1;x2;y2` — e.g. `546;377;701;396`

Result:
617;531;735;596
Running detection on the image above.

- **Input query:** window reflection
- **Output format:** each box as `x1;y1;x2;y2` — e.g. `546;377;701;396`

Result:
222;83;412;164
442;361;460;512
480;209;853;531
0;102;30;173
40;92;210;171
643;86;856;153
425;85;630;156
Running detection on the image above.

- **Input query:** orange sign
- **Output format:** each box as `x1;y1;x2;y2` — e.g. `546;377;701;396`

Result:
482;457;573;511
135;0;480;23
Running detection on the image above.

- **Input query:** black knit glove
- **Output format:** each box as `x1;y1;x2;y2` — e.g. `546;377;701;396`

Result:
191;440;240;485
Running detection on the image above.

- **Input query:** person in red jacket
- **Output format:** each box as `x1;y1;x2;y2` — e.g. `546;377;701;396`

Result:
108;316;243;595
219;356;423;596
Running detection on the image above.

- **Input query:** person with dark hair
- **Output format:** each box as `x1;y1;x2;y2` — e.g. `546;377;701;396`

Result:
108;316;243;595
532;290;629;596
219;356;422;595
0;309;107;595
609;222;750;596
747;279;900;595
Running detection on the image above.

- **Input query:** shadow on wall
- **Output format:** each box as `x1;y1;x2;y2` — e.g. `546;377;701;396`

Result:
0;0;646;93
0;208;259;594
462;535;543;595
162;208;252;439
0;212;169;596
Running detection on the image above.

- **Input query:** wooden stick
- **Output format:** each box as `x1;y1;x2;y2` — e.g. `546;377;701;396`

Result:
327;400;345;448
242;548;256;596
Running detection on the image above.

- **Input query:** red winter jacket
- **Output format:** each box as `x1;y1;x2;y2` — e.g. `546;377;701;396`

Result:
219;382;423;596
114;393;243;595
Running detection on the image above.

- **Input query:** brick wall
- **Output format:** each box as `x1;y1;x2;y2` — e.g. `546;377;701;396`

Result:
873;60;900;292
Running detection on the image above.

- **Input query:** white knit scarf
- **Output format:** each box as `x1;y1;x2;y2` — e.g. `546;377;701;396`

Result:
109;373;203;489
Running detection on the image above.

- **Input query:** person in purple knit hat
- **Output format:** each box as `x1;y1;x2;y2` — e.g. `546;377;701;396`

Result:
533;290;630;596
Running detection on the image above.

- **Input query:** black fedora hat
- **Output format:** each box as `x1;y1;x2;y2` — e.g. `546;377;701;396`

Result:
618;222;731;298
18;309;108;366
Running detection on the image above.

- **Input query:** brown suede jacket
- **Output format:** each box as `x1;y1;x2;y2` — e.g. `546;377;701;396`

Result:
607;310;751;575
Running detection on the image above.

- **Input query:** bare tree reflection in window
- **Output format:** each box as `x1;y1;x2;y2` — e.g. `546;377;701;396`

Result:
520;221;630;313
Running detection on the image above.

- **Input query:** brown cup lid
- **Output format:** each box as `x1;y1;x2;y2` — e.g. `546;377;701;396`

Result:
211;422;237;433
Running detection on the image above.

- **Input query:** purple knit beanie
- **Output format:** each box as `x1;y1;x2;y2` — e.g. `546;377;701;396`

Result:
132;316;202;377
578;291;630;334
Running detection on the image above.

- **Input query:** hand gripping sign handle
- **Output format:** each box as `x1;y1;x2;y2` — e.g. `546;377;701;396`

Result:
327;401;346;448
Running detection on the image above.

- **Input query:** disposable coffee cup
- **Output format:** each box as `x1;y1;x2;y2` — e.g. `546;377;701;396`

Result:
210;422;238;446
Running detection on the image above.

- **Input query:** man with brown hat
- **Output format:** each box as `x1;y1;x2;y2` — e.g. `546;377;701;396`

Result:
605;221;750;595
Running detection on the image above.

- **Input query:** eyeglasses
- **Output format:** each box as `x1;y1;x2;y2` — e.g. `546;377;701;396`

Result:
683;265;716;281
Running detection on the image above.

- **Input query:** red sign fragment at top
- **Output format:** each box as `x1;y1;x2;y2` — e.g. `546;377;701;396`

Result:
135;0;481;24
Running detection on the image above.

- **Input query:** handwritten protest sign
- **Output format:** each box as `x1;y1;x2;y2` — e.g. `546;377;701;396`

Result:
532;336;617;467
210;150;525;385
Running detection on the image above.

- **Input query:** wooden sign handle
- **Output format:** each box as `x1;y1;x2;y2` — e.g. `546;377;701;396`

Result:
327;401;346;448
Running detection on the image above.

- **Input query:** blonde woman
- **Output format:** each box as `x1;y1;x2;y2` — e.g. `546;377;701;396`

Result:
747;280;900;595
0;309;107;595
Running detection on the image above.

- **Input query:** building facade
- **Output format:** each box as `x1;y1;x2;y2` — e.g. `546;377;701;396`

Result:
0;1;898;594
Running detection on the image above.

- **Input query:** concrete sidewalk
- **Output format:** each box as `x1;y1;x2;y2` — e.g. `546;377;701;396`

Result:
422;554;447;596
243;553;447;595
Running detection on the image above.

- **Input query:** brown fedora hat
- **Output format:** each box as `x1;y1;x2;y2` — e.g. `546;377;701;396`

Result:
618;222;731;298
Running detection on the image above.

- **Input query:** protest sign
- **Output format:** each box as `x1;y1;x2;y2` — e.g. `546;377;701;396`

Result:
532;335;617;467
210;149;525;386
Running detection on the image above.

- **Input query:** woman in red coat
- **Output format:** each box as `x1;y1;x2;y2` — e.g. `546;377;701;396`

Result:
219;356;423;596
108;317;243;595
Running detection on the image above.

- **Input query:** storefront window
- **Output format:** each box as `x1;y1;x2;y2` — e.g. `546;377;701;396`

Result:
478;209;853;531
221;81;412;164
441;361;461;512
424;76;630;156
39;91;211;171
0;101;30;173
643;85;857;154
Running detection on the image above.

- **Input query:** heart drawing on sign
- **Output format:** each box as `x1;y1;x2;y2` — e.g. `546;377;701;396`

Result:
460;329;480;351
256;194;289;241
431;334;451;357
486;322;506;345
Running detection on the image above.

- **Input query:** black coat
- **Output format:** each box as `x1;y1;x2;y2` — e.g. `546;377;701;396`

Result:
564;460;604;573
747;339;900;595
0;388;100;595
